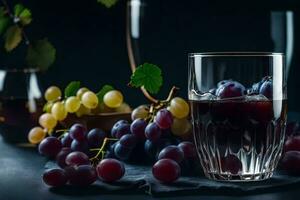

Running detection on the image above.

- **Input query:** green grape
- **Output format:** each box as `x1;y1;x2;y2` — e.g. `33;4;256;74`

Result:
115;102;131;113
76;87;89;99
51;102;67;121
81;91;99;109
171;118;191;137
98;103;115;113
65;97;81;113
44;86;62;101
28;127;46;144
168;97;190;119
76;104;91;117
131;105;149;120
39;113;57;130
103;90;123;108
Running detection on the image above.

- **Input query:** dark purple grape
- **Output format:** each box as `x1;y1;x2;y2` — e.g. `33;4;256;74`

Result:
155;109;173;130
152;159;181;183
178;142;197;159
145;122;162;142
43;168;67;187
69;123;87;141
158;145;184;163
68;165;97;186
280;151;300;175
221;154;242;174
284;136;300;152
114;142;131;160
71;140;89;153
111;120;130;139
259;79;272;99
61;132;73;147
217;79;232;88
216;81;245;99
130;118;147;139
56;147;72;168
119;134;137;149
96;158;125;182
144;140;158;159
87;128;107;148
286;121;300;137
39;137;62;158
65;151;90;166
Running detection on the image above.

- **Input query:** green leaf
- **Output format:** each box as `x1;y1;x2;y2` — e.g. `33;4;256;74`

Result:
97;0;119;8
96;85;114;103
4;25;22;52
130;63;163;94
14;4;32;26
14;4;25;16
64;81;81;98
0;7;9;35
26;39;56;71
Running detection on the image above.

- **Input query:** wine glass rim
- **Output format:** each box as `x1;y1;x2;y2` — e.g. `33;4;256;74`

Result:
0;68;40;73
189;52;284;57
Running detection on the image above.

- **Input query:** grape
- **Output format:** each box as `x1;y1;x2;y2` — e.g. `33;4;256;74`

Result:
75;104;91;117
39;136;62;157
56;147;72;168
216;81;246;99
130;119;147;140
28;127;46;144
168;97;190;119
145;122;162;142
51;102;67;121
39;113;57;130
65;151;90;166
284;136;300;152
76;87;89;99
68;165;97;186
158;145;184;163
65;96;81;113
115;102;131;113
259;78;272;99
81;91;99;109
119;134;137;148
221;154;242;174
44;86;61;102
155;109;173;129
69;123;87;141
171;118;191;137
114;142;131;160
131;105;149;121
217;80;232;88
103;90;123;108
144;140;159;159
43;168;67;187
152;159;181;183
286;121;300;137
111;120;130;139
71;140;89;153
87;128;107;148
280;151;300;175
178;142;197;159
61;132;73;147
43;102;53;113
96;158;125;182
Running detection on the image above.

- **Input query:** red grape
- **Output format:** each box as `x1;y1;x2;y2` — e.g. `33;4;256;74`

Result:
158;145;184;163
56;147;72;168
130;119;147;139
178;142;197;159
145;122;162;142
155;109;173;129
39;137;62;157
43;168;67;187
280;151;300;175
69;123;87;141
152;159;181;183
68;165;97;186
65;151;90;166
284;136;300;152
96;159;125;182
221;154;242;174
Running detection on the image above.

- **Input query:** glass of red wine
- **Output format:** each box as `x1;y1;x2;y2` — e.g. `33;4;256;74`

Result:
188;52;287;181
0;68;43;143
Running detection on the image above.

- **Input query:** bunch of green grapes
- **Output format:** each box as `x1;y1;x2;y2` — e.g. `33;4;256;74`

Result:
28;85;130;144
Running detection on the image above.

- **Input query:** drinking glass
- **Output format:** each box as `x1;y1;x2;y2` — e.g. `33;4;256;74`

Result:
188;52;287;181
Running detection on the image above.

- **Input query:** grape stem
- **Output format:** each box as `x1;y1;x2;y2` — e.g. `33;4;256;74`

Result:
89;137;118;164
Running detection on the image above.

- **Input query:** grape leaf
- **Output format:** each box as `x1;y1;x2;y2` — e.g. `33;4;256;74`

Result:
98;0;119;8
64;81;81;98
4;25;22;52
26;39;56;71
96;85;114;103
14;4;25;16
0;7;10;35
130;63;163;94
14;4;32;26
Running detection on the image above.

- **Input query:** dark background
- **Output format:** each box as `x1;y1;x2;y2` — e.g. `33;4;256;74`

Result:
1;0;300;109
